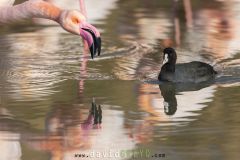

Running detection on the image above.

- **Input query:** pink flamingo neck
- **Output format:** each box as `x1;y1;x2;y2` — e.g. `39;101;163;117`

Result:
0;0;62;24
79;0;87;19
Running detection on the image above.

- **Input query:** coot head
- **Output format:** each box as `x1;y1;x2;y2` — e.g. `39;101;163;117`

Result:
163;47;177;65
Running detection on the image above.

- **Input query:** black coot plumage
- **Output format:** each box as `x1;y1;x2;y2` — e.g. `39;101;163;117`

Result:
158;48;217;83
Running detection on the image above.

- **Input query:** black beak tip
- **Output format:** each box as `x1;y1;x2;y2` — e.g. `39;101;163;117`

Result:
89;38;101;59
97;37;102;56
89;45;94;59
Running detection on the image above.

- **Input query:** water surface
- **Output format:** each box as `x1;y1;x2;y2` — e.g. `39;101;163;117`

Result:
0;0;240;160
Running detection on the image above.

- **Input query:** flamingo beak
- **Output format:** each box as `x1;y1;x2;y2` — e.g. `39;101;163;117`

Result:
80;22;101;59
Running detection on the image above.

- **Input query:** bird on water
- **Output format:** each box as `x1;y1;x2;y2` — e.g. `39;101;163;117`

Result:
158;47;217;83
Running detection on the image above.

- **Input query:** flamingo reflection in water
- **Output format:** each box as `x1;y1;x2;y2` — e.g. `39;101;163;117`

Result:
0;100;102;160
27;101;102;157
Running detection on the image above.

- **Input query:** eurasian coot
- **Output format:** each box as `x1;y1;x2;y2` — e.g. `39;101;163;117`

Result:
158;47;217;83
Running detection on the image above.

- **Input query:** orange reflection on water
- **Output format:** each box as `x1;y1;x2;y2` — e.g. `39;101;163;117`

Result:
27;103;102;160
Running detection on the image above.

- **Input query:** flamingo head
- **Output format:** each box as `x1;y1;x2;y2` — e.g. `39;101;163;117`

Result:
59;10;101;59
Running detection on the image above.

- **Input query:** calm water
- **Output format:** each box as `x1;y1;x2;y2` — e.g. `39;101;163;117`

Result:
0;0;240;160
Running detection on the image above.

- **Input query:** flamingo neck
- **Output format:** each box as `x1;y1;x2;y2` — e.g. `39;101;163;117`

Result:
0;0;62;24
79;0;87;18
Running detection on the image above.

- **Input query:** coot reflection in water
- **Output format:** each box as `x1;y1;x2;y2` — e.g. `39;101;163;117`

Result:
138;81;216;127
159;82;214;116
